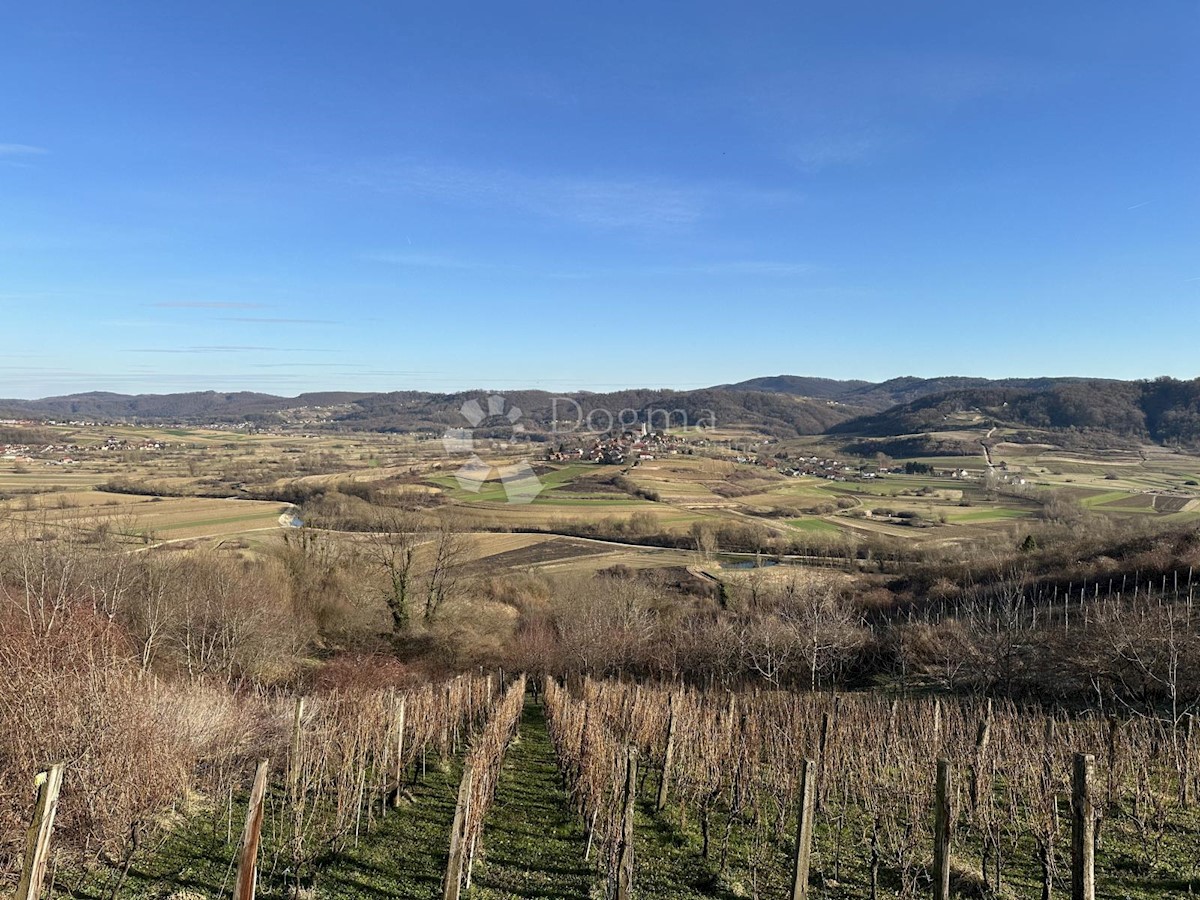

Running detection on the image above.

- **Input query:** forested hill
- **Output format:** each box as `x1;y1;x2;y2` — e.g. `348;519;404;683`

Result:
0;387;866;437
0;391;374;421
830;377;1200;446
3;376;1200;445
720;374;1115;412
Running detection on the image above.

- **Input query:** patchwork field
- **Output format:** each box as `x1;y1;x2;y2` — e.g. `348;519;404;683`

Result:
6;421;1200;571
0;492;291;544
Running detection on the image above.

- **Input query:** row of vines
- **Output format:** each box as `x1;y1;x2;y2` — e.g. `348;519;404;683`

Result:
6;671;510;898
545;676;1200;898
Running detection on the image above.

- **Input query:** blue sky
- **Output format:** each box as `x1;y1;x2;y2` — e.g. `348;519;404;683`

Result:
2;2;1198;398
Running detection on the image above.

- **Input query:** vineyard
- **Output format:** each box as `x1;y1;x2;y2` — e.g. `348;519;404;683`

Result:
543;677;1200;899
8;668;1200;898
3;671;524;899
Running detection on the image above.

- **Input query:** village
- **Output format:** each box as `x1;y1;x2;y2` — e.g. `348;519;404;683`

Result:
540;425;991;483
545;424;693;465
0;431;168;465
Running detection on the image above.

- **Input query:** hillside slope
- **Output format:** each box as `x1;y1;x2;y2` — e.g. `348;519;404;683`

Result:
5;376;1200;445
831;377;1200;445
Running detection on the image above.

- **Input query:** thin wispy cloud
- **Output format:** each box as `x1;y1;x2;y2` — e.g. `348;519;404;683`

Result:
362;251;492;271
741;54;1066;172
0;143;49;169
150;301;268;310
220;317;341;325
686;260;816;276
338;160;708;231
249;363;372;368
545;260;818;280
365;251;813;279
0;143;47;156
789;133;891;171
124;346;335;354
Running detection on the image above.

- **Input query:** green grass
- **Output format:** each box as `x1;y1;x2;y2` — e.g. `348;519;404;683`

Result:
1080;490;1137;508
943;507;1029;523
469;699;596;899
59;755;466;900
46;709;1200;900
155;511;284;531
314;761;463;898
786;517;841;533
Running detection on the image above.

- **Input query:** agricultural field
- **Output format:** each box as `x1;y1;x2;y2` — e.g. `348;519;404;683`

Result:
7;421;1200;572
1;494;291;544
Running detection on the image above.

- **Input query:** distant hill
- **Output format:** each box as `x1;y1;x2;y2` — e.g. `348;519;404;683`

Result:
721;374;1110;412
719;375;871;401
4;375;1200;445
299;387;866;437
0;390;373;422
0;386;866;437
831;377;1200;446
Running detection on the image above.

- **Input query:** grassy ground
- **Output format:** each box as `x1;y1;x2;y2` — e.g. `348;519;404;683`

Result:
787;517;842;533
58;755;465;900
45;697;1200;900
469;699;596;899
313;760;463;899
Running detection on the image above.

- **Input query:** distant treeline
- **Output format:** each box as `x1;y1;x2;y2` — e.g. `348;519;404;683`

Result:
833;376;1200;446
0;425;59;445
9;375;1200;447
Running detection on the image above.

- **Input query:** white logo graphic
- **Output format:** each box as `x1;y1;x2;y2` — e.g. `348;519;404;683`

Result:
442;395;545;504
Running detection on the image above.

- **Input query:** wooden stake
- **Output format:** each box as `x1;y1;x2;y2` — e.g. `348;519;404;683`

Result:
933;758;952;900
657;693;677;811
288;697;305;802
616;747;638;900
15;763;65;900
789;758;818;900
443;769;473;900
393;696;408;808
1071;753;1095;900
233;758;270;900
969;699;992;816
816;710;832;812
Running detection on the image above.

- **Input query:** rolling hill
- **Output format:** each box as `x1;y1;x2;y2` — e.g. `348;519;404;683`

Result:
4;375;1200;445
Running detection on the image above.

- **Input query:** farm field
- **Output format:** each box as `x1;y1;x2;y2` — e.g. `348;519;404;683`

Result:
7;421;1200;572
0;492;291;544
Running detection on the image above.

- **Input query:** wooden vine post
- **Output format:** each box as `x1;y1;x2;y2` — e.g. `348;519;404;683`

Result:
933;757;952;900
393;695;408;807
443;768;473;900
15;763;65;900
616;746;639;900
816;710;832;811
932;698;943;752
969;699;993;815
789;757;817;900
233;758;270;900
657;692;678;811
288;697;306;803
1071;752;1096;900
1181;713;1194;809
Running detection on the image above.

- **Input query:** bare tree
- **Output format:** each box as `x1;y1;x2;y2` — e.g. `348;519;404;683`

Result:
364;511;425;632
423;519;466;622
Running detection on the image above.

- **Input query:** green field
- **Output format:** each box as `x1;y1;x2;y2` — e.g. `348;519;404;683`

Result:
787;517;842;533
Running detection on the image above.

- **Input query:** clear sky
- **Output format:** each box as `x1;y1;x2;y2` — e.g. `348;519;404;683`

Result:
2;2;1198;398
